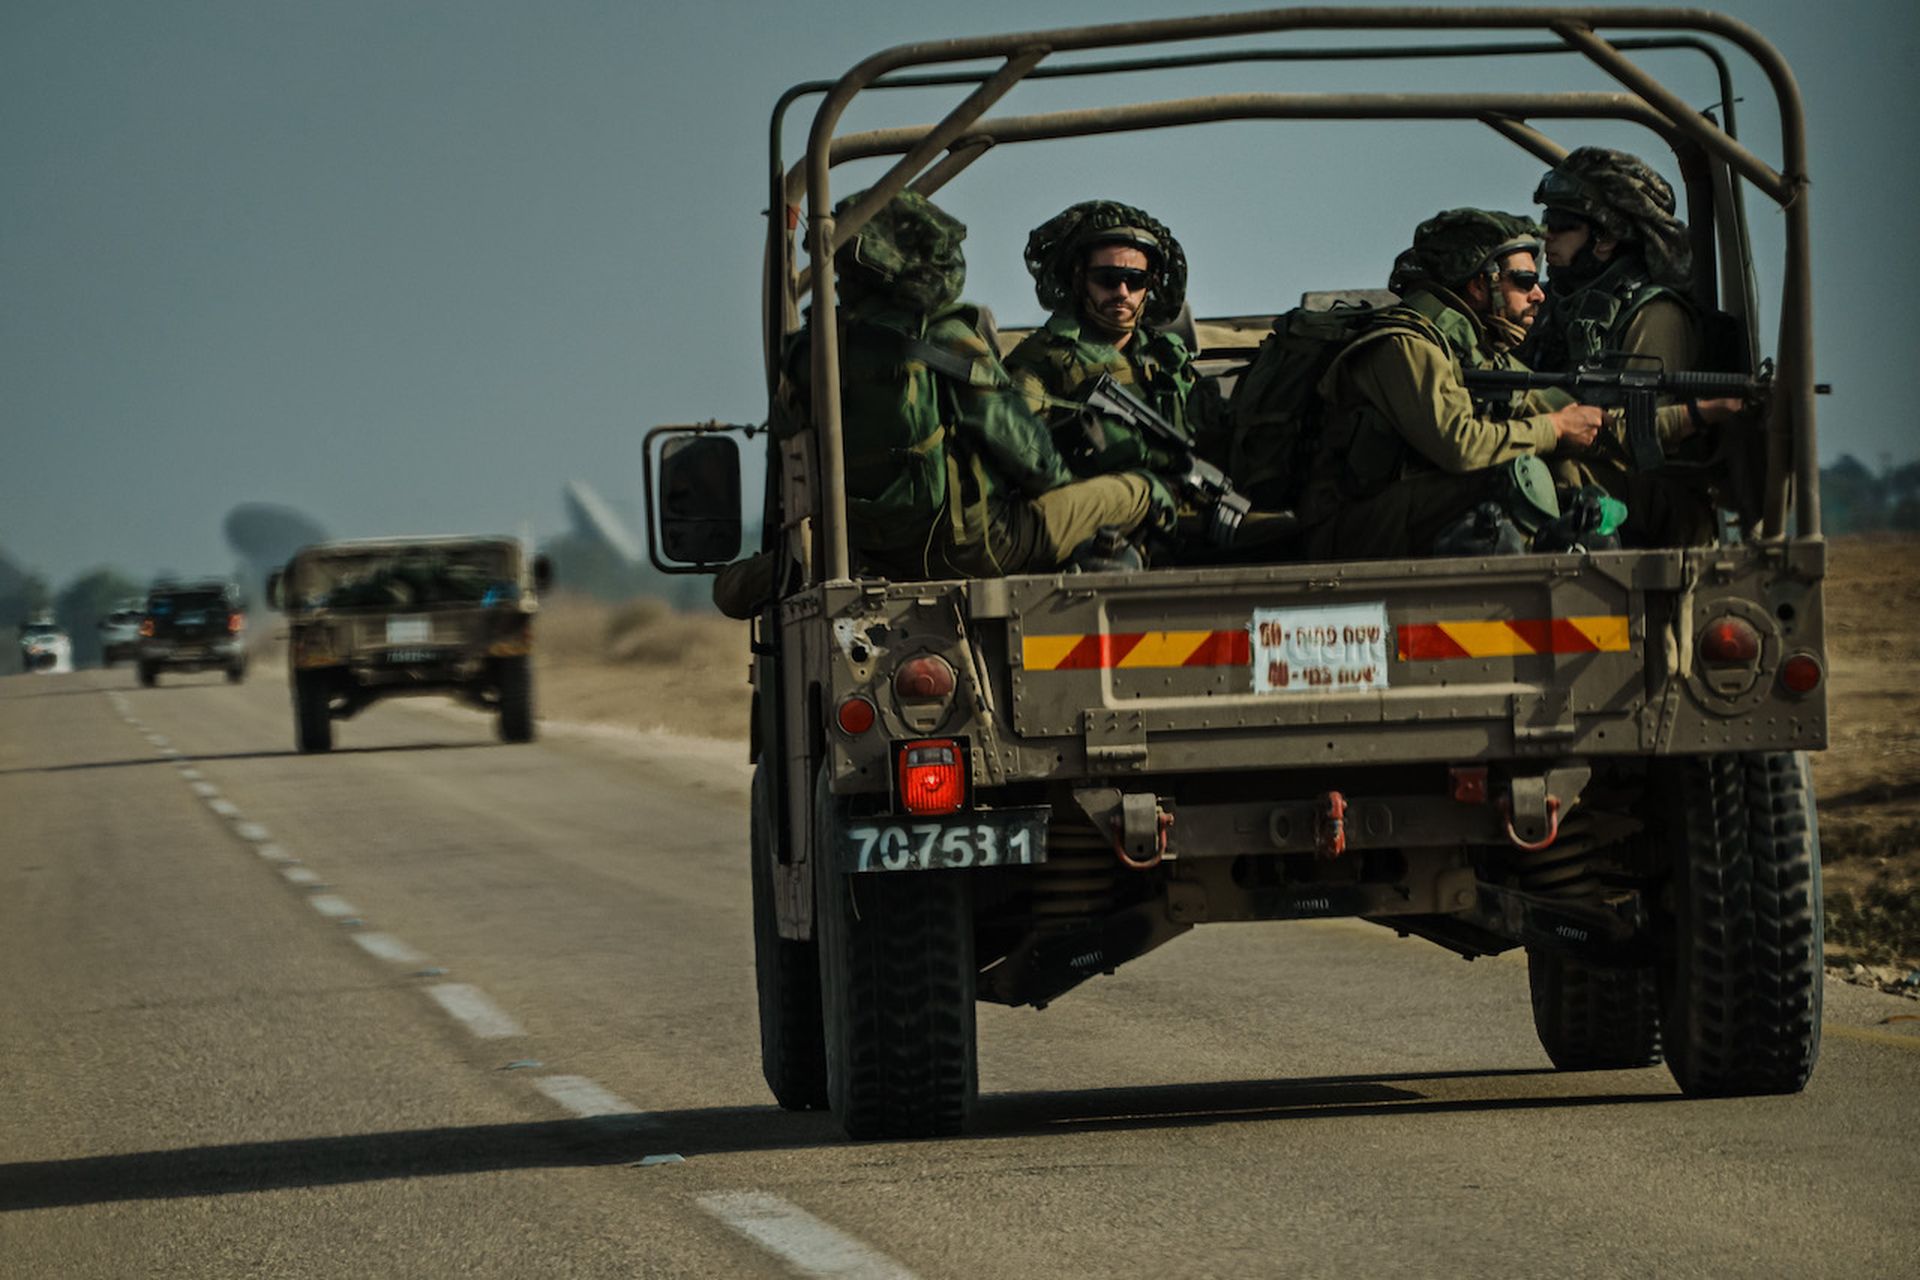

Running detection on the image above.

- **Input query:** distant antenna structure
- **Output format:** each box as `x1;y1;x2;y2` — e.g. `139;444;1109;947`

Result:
563;480;643;565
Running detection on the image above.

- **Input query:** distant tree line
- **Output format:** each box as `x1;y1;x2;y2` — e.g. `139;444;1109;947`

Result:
1819;456;1920;534
1;546;146;671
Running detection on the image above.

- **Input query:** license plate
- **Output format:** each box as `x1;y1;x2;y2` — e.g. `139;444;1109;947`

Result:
1251;602;1391;694
177;611;206;627
841;807;1049;873
387;617;431;644
385;648;437;664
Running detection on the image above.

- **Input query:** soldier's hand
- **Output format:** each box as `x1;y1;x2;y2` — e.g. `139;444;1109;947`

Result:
1550;403;1605;450
1684;396;1749;436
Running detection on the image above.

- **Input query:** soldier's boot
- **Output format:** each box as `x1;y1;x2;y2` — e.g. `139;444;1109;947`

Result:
1067;525;1145;573
1534;485;1628;553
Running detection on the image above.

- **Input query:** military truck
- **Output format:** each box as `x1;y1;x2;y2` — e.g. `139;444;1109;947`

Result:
266;536;551;752
647;8;1828;1139
137;580;247;685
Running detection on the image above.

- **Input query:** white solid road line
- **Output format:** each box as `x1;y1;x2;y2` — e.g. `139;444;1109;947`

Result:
696;1191;918;1280
531;1075;648;1123
426;983;526;1039
349;932;428;965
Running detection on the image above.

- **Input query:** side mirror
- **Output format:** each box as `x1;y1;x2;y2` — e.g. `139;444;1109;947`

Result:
532;553;554;593
265;571;284;610
643;425;746;572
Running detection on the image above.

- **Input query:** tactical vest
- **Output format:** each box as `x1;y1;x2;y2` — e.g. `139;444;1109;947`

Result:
1528;258;1690;372
1301;289;1532;521
1004;314;1197;474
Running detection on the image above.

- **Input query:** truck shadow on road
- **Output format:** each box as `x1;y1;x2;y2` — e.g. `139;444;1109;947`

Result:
0;1068;1695;1210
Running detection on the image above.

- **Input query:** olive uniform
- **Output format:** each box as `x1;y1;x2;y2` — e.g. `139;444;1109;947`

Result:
1528;147;1716;544
1301;282;1569;560
720;191;1152;613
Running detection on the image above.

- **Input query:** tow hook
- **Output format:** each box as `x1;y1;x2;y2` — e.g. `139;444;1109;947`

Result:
1110;791;1172;870
1315;790;1348;858
1499;774;1562;851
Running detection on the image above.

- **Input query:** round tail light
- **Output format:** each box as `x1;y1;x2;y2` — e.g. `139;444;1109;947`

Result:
1700;616;1761;664
894;654;956;699
836;695;876;736
1780;653;1823;695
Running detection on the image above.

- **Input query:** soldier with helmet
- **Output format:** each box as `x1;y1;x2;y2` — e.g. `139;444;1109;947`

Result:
1003;200;1213;494
1295;208;1606;561
1526;146;1747;542
715;190;1158;615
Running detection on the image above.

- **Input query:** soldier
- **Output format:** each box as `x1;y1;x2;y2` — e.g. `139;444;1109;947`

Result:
1296;208;1605;561
714;191;1156;616
1003;200;1214;478
1526;146;1744;542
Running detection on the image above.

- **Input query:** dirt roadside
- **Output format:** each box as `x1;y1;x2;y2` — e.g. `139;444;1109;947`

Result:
532;535;1920;979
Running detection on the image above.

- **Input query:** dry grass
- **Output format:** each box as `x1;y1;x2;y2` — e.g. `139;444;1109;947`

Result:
534;593;752;739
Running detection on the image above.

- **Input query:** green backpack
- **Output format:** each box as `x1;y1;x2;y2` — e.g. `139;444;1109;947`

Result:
1224;303;1384;512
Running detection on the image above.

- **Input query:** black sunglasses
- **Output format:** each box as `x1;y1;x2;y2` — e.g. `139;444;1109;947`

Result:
1543;212;1588;234
1500;268;1541;290
1086;266;1153;291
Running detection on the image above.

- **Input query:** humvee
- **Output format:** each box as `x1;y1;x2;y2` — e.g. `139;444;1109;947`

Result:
648;8;1828;1139
266;536;551;752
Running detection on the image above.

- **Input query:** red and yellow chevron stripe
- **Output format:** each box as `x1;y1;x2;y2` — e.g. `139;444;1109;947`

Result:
1022;630;1250;671
1396;615;1629;660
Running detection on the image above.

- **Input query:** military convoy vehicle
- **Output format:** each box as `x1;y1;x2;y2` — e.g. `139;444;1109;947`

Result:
137;580;247;686
647;8;1829;1139
266;536;551;752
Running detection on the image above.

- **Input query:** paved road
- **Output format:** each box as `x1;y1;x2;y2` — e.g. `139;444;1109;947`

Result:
3;667;1916;1279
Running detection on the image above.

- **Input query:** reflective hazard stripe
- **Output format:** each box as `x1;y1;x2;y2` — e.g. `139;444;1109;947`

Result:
1022;630;1251;671
1397;616;1629;660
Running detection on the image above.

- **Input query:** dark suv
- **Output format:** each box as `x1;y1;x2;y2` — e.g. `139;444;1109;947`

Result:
137;581;247;686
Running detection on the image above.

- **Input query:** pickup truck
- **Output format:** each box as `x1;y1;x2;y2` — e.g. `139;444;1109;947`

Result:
648;7;1828;1140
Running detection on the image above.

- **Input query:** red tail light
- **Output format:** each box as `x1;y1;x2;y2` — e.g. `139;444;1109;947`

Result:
836;694;876;736
227;611;245;633
897;739;964;815
894;654;956;699
138;619;154;638
1700;616;1760;663
1780;652;1823;694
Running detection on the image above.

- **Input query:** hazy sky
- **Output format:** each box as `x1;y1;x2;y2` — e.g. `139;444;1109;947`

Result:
5;0;1914;587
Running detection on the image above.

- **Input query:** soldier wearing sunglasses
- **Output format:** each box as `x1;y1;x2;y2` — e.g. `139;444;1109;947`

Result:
1527;147;1746;544
1295;208;1608;561
1004;202;1211;517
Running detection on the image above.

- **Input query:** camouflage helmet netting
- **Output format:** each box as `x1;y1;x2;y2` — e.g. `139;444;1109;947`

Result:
1533;147;1692;287
1023;199;1188;327
1389;208;1545;293
833;189;967;312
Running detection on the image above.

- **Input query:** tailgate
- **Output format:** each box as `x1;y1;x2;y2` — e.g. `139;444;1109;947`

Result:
996;546;1823;771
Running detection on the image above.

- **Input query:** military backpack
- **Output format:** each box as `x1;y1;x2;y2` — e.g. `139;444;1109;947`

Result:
1224;304;1385;512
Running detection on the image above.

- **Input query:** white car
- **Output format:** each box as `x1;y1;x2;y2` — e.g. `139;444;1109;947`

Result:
18;620;73;674
98;599;146;666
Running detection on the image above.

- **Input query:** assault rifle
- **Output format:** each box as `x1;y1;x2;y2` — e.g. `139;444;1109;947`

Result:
1461;359;1778;471
1073;374;1250;547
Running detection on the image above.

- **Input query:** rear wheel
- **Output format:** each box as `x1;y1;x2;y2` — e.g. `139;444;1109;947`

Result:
294;671;334;753
226;659;246;684
137;661;157;687
815;771;977;1140
752;764;828;1110
496;656;534;743
1659;751;1822;1096
1527;950;1663;1070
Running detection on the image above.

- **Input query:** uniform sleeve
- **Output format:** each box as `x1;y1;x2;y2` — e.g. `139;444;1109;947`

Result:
940;326;1073;496
1620;299;1705;450
1344;333;1561;472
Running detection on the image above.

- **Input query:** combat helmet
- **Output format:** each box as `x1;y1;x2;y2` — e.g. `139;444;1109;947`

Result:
833;189;967;312
1023;200;1188;327
1533;147;1691;287
1388;208;1544;294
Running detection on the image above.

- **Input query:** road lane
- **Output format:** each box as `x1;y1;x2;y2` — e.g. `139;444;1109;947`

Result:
4;667;1917;1278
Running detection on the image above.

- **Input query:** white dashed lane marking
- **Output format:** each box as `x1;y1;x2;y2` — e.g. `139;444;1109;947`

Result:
234;821;271;842
350;932;428;965
177;767;202;780
190;781;220;798
697;1191;918;1280
207;798;239;818
306;894;359;919
282;867;325;886
531;1075;648;1123
426;983;526;1039
255;843;297;863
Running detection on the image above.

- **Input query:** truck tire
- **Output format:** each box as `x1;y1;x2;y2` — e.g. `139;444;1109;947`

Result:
496;656;535;743
814;771;977;1139
226;659;247;684
138;662;158;687
752;764;828;1110
1659;751;1822;1097
294;671;334;753
1527;950;1663;1070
